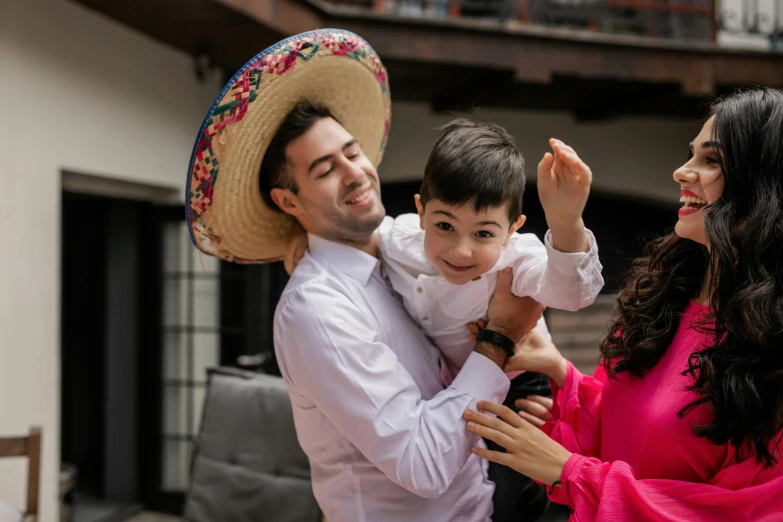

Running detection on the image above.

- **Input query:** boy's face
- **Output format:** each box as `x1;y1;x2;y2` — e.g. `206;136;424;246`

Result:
416;196;525;285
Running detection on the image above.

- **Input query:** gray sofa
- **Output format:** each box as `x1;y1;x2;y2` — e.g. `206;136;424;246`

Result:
184;367;321;522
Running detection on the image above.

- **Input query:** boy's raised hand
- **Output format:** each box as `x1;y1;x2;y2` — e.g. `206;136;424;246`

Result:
537;138;592;252
538;138;592;224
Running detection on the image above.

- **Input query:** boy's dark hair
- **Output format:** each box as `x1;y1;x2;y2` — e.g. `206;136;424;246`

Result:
419;118;525;224
259;102;337;211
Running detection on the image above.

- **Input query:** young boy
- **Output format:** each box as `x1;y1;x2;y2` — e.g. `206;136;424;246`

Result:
286;117;603;521
287;118;602;382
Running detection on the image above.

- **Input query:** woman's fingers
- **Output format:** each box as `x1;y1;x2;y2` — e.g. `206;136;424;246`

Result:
465;407;521;435
527;395;554;410
517;410;546;428
472;446;516;469
476;401;526;429
466;421;516;450
514;398;553;422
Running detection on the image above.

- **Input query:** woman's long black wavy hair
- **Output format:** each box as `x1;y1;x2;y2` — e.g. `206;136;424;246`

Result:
600;88;783;467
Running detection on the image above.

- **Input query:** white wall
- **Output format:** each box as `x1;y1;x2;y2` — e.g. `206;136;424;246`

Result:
0;0;222;519
382;102;701;206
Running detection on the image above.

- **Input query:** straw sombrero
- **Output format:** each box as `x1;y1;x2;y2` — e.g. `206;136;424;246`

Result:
185;29;391;263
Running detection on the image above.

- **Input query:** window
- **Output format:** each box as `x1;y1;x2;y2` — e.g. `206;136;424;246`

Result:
160;221;226;491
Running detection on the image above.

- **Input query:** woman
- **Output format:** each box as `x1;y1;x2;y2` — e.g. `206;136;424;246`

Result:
463;88;783;521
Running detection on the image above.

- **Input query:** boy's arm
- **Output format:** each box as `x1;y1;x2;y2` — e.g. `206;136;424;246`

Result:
514;138;602;310
510;232;603;312
537;139;592;254
550;219;589;254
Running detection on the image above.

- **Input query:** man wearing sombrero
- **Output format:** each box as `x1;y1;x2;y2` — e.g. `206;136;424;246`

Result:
186;30;543;521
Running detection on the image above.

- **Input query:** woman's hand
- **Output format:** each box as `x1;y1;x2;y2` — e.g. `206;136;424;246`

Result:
515;395;553;428
504;328;568;388
284;225;309;276
464;401;571;486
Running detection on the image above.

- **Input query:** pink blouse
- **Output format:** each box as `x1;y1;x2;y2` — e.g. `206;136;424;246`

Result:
545;300;783;521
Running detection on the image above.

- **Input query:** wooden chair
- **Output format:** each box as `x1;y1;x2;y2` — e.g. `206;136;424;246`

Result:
0;427;42;522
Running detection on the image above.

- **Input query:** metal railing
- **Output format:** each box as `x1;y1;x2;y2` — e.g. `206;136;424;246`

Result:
327;0;783;43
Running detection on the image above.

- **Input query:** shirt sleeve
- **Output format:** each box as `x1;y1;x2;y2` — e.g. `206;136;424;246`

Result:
510;229;604;312
550;450;783;521
543;360;604;459
274;282;510;499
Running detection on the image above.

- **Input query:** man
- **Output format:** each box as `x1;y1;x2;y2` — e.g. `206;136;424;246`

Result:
186;30;547;521
267;103;547;522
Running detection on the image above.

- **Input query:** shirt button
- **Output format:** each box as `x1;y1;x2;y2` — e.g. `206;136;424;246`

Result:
421;316;429;321
416;287;423;294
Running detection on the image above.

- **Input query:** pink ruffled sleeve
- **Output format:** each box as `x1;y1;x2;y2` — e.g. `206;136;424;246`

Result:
543;360;605;458
548;450;783;521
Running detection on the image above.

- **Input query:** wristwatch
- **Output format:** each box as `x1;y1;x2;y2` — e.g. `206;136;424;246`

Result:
475;328;516;358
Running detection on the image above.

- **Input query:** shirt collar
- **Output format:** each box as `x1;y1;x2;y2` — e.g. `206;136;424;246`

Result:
307;233;380;285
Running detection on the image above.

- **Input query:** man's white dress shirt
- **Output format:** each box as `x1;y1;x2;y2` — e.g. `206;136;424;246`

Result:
379;214;604;380
274;234;509;522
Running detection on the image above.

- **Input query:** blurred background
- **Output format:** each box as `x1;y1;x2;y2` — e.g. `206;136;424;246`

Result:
1;0;782;520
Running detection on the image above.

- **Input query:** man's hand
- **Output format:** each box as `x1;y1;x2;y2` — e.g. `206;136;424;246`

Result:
486;268;545;343
504;328;568;388
284;225;309;276
537;138;591;253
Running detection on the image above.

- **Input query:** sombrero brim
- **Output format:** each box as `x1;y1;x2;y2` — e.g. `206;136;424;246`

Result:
186;29;391;264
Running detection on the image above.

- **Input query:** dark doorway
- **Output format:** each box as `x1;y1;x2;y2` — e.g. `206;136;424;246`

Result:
61;193;109;499
61;192;147;520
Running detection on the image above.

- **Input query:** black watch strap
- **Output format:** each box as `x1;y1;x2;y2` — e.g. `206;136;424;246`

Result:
475;328;515;357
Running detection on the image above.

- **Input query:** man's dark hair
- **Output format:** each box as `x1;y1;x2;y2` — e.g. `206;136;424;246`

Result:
259;102;337;211
419;118;526;223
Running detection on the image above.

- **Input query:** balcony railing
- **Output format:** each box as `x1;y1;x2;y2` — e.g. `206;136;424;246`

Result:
326;0;783;44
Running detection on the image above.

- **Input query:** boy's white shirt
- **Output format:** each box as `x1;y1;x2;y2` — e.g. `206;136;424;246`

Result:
378;213;604;382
